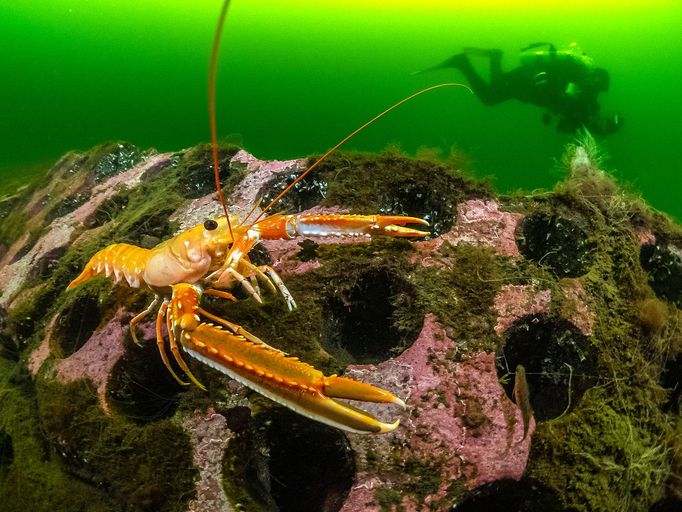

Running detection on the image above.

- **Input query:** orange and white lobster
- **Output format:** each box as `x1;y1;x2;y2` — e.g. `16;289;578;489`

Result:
67;0;469;434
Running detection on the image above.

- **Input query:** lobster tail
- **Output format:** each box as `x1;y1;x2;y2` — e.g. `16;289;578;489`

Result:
68;243;150;289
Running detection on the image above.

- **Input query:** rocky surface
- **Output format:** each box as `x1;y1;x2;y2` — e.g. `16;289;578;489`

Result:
0;140;680;512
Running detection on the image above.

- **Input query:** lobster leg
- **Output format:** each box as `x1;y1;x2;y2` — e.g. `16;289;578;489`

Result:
167;283;404;434
209;266;263;303
259;264;296;310
129;296;159;347
156;299;189;386
204;288;238;302
166;304;207;391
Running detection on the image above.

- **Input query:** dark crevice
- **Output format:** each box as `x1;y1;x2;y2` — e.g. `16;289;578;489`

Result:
452;478;566;512
175;144;240;199
376;177;457;237
261;168;328;214
57;292;103;356
322;267;423;364
660;352;681;414
94;143;143;183
222;407;355;512
106;342;184;424
650;497;682;512
640;243;682;306
517;213;593;277
496;314;597;421
0;431;13;467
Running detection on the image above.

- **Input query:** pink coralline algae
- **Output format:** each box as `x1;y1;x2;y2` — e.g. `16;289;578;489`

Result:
493;282;593;338
493;285;551;336
341;314;532;511
183;409;234;512
54;309;151;413
442;199;524;257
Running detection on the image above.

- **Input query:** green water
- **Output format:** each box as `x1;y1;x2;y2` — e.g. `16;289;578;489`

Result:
2;0;681;219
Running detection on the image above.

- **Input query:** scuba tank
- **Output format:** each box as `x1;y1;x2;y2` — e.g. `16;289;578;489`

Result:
520;42;594;69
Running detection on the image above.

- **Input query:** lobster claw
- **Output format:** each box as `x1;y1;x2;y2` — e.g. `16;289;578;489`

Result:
181;322;406;434
255;213;430;240
320;374;406;433
164;284;405;433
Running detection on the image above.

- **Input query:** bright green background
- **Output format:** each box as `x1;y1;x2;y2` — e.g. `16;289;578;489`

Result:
1;1;681;219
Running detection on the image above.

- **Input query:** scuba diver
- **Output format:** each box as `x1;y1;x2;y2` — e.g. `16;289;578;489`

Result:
417;42;622;136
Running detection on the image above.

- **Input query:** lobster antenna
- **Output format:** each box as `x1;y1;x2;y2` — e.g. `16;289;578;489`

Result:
252;82;473;224
209;0;234;239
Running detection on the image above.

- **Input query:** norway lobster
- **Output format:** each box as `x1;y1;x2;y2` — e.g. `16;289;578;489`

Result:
67;0;468;433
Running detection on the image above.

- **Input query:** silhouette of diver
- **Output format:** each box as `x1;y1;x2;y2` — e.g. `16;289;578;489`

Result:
417;42;622;136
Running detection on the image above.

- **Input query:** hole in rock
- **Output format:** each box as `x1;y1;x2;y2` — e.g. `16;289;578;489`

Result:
177;145;238;199
323;268;423;364
0;431;13;467
261;169;328;213
517;213;592;277
84;194;129;228
94;143;143;183
218;406;252;434
378;178;456;237
44;192;89;225
58;292;103;356
106;341;184;424
496;314;597;421
640;243;682;306
452;478;566;512
30;246;68;280
0;310;19;360
0;334;19;361
650;497;682;512
661;352;681;414
247;244;272;267
223;407;355;512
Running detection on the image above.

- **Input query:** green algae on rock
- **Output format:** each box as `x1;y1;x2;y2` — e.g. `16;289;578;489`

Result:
0;139;680;511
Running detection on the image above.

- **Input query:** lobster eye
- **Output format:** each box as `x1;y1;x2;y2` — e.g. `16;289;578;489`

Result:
203;219;218;231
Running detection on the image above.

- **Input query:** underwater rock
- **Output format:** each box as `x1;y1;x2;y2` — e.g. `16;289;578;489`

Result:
183;409;234;512
493;285;551;336
443;199;524;257
340;317;532;512
0;152;171;309
54;308;132;413
171;149;306;232
2;141;681;511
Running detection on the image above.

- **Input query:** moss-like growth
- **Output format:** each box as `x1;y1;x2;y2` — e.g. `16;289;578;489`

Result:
262;151;493;236
36;377;196;512
415;243;504;353
0;360;115;512
515;141;679;511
